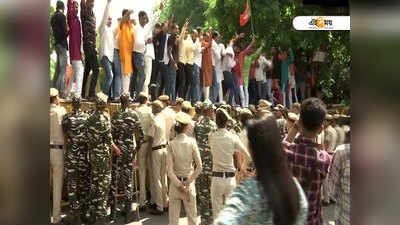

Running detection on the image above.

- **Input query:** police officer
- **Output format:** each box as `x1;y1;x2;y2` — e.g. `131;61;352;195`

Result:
236;108;255;183
148;100;169;215
209;108;250;220
110;93;143;222
62;94;90;225
181;101;196;137
194;99;217;225
87;92;120;225
167;112;202;225
159;95;176;141
135;92;154;209
50;88;67;225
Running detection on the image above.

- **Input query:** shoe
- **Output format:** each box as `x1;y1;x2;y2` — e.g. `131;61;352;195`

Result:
149;208;163;215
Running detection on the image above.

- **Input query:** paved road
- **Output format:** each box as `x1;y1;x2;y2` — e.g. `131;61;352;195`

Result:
59;200;337;225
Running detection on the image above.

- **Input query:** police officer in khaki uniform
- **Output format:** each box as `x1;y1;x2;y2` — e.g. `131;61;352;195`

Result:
148;100;169;215
50;88;67;225
167;112;202;225
135;92;154;209
209;108;251;220
160;95;176;141
181;101;196;137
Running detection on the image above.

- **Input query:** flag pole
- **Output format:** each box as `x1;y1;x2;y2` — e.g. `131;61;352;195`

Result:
249;0;255;35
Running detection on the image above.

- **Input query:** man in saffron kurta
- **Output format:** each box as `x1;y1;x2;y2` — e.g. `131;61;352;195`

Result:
201;27;213;101
118;9;135;95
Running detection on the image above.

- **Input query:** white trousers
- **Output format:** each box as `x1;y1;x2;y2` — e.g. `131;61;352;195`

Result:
204;86;210;101
50;148;64;223
169;182;198;225
243;86;249;107
122;74;131;95
210;176;236;220
239;85;245;107
218;81;224;103
152;148;168;211
144;56;153;94
65;60;84;97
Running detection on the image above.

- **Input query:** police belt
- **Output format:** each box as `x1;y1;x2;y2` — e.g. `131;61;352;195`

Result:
177;176;188;182
212;171;235;178
49;144;63;150
198;144;210;149
152;144;167;151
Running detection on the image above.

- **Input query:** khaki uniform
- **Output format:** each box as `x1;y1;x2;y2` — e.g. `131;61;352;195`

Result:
50;103;67;224
161;106;176;141
136;104;154;206
209;128;250;220
167;133;202;225
324;125;338;153
148;112;169;211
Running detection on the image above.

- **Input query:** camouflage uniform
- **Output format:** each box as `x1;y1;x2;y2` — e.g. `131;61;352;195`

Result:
62;108;90;219
194;116;217;225
86;109;114;220
110;107;143;218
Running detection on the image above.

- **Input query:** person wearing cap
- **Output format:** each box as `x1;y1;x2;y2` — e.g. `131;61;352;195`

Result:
286;112;299;131
291;102;301;115
333;114;345;149
147;100;169;215
209;108;251;221
61;94;90;224
50;88;67;224
167;112;202;225
135;92;155;209
159;95;176;141
193;101;203;122
273;107;287;140
86;92;121;224
194;99;217;225
110;93;143;222
324;114;338;154
257;99;272;111
181;101;196;137
174;97;184;113
236;108;255;183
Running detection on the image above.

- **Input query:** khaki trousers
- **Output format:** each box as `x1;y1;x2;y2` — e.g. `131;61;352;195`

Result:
50;148;64;223
210;176;236;220
151;148;168;210
169;182;198;225
138;142;152;206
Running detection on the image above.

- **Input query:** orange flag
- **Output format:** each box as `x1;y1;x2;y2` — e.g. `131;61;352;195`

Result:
240;0;250;27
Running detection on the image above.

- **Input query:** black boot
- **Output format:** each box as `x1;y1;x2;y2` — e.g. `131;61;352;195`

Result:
124;205;132;224
70;216;81;225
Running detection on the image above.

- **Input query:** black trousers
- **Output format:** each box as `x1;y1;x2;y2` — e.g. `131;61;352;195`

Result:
149;60;164;100
176;62;186;99
184;64;194;101
248;78;258;105
82;47;99;98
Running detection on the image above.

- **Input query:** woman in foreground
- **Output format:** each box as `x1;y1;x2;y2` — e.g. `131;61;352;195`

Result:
213;117;308;225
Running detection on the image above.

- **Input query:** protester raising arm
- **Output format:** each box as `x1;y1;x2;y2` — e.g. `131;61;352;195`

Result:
99;0;111;35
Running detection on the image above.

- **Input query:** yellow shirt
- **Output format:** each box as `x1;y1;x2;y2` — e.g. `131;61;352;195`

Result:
184;38;196;65
118;22;135;75
178;36;187;64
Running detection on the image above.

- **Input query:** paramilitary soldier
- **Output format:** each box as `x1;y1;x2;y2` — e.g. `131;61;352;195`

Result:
86;92;120;225
194;99;217;225
110;93;144;223
62;95;90;225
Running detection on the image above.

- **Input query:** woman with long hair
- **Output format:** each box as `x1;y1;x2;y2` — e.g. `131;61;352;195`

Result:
213;117;308;225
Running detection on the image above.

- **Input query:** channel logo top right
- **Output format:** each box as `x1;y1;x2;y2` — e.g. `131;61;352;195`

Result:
293;16;350;30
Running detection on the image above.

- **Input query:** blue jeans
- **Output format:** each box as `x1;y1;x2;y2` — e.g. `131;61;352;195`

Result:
101;56;114;97
53;44;67;96
112;49;122;99
211;66;218;103
257;81;267;100
165;63;176;102
192;64;201;103
131;52;145;99
265;78;272;102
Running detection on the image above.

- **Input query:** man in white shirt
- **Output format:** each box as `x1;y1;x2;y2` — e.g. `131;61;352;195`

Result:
255;53;272;100
222;44;237;105
214;32;225;103
131;3;163;100
112;19;122;102
99;0;114;99
193;28;203;102
50;88;67;224
211;31;221;103
209;108;250;220
143;23;161;95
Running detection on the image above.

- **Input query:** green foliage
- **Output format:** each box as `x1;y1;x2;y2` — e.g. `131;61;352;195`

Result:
50;5;55;54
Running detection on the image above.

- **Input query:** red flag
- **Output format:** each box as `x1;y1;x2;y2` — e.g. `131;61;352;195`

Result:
240;0;250;27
